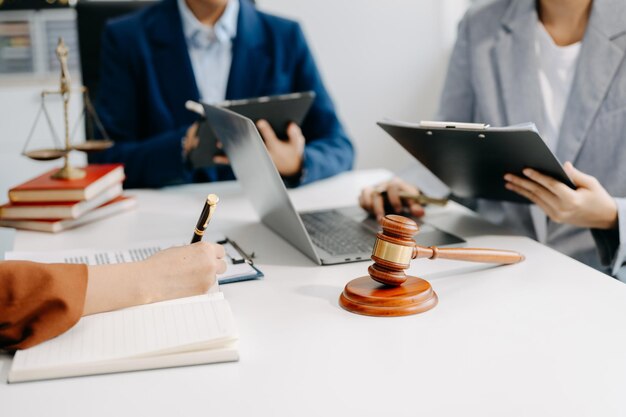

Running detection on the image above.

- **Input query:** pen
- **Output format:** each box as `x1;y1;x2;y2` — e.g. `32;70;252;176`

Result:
397;191;448;206
191;194;219;244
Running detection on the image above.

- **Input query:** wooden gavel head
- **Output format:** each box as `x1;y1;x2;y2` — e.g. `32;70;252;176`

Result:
369;215;419;286
368;215;525;287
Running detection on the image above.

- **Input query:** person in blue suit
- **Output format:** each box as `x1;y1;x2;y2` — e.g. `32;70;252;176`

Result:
90;0;354;188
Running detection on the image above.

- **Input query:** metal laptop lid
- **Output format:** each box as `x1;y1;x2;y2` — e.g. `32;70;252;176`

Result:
201;103;322;264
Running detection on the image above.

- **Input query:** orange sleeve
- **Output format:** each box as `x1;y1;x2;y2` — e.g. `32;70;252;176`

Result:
0;261;88;351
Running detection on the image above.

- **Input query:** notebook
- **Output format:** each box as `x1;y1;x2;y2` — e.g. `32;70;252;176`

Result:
4;234;263;284
8;296;238;383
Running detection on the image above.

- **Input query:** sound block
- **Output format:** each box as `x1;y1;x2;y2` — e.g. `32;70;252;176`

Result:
339;275;438;317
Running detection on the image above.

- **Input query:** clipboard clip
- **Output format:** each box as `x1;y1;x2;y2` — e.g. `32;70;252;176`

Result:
217;237;256;265
419;120;490;130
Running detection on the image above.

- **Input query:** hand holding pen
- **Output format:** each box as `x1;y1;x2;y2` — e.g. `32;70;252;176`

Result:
359;178;448;221
191;194;220;243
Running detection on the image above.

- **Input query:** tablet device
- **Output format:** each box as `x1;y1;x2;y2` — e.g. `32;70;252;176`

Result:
187;91;316;169
377;120;575;204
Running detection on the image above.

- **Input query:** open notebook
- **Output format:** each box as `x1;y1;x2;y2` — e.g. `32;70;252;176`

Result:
8;296;238;383
4;235;257;383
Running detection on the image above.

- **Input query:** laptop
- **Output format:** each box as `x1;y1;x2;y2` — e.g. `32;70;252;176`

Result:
198;103;465;265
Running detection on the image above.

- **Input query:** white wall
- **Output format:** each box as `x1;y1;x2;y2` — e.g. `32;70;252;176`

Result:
260;0;469;170
0;83;86;196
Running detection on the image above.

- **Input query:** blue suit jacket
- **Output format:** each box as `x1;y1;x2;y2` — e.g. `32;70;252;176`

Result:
90;0;354;188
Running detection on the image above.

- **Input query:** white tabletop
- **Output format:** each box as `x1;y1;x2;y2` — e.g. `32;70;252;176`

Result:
2;169;626;417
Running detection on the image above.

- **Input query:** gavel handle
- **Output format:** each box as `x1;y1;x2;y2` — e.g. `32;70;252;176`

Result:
413;245;524;264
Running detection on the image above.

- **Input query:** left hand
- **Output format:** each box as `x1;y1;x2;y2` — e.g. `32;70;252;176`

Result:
256;119;305;177
504;161;618;230
182;122;200;157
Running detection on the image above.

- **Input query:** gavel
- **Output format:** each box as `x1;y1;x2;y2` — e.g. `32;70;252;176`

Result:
339;214;525;317
369;215;524;286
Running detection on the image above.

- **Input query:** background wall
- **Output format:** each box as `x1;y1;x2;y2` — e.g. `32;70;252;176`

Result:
0;0;469;195
259;0;469;170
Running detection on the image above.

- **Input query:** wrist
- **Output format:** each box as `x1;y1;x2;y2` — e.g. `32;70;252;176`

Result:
596;198;619;230
603;201;619;230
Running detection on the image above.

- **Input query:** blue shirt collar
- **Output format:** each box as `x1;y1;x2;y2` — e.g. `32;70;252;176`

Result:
177;0;239;49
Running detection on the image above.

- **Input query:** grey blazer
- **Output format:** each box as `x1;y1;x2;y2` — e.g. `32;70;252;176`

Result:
437;0;626;274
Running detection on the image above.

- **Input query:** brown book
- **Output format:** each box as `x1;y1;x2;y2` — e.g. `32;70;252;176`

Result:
0;183;123;219
0;195;136;233
8;164;125;202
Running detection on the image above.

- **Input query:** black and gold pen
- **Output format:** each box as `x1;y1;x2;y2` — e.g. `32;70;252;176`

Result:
190;194;219;244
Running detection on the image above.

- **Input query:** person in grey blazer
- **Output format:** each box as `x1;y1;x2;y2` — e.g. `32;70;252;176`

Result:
360;0;626;276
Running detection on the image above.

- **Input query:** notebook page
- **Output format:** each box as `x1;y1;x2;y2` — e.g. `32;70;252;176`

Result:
11;298;237;372
5;235;259;285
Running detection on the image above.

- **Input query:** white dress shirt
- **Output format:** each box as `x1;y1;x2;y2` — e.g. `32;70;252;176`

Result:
177;0;239;104
536;21;581;151
530;21;582;244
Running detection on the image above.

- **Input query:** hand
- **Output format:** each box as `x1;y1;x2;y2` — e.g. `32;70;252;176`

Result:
504;162;618;229
183;122;200;157
359;177;425;222
213;141;229;165
256;119;305;177
139;242;227;302
84;242;227;315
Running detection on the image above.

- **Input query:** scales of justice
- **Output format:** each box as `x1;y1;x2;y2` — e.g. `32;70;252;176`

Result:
22;37;113;180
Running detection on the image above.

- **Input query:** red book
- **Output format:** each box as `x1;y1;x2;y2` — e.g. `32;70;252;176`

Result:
8;164;125;202
0;195;137;233
0;184;122;219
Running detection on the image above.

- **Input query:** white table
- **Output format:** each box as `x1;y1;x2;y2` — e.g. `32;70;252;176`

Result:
2;170;626;417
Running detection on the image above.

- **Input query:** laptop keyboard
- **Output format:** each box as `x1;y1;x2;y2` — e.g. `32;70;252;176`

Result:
300;210;376;256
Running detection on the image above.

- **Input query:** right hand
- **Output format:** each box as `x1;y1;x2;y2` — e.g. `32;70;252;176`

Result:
359;177;425;222
140;242;227;303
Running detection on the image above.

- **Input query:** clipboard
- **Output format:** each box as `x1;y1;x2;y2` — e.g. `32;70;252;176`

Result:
217;236;264;284
378;120;575;204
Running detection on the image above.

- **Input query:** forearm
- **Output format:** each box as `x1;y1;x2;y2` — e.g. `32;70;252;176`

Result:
83;262;152;316
83;244;221;316
300;135;354;185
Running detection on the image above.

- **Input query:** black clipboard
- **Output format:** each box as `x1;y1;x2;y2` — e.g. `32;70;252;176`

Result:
188;91;316;169
378;120;575;204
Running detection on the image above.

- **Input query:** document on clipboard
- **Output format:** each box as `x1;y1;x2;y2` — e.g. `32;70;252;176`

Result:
4;233;263;284
378;119;575;204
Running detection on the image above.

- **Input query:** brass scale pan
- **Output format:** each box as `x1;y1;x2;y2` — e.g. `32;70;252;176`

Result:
23;140;114;161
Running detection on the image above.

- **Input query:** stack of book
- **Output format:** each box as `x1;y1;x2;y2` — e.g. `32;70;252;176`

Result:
0;164;136;233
